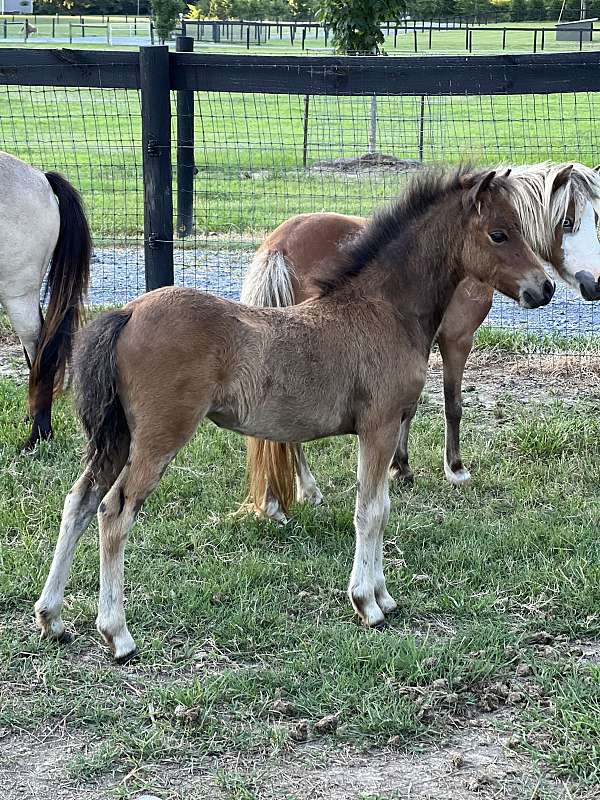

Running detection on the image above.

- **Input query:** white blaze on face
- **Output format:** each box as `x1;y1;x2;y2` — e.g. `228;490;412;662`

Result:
563;201;600;288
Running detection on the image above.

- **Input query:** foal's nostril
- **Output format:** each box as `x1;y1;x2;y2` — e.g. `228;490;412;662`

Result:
542;279;555;304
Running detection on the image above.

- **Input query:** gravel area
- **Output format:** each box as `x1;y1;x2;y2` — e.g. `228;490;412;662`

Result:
90;247;600;337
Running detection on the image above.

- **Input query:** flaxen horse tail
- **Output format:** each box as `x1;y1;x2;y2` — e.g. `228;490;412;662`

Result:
29;172;92;402
241;249;297;518
73;308;133;480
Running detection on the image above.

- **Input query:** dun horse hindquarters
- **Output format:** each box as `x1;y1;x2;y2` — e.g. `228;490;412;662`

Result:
0;152;91;450
242;162;600;521
35;167;553;661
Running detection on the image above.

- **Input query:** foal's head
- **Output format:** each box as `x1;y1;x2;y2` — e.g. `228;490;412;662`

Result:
460;170;555;309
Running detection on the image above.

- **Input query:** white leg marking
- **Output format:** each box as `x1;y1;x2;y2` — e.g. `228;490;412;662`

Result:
35;472;102;640
349;489;390;627
443;455;472;486
373;492;397;615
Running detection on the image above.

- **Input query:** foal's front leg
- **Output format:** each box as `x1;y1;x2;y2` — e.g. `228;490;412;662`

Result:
348;427;399;627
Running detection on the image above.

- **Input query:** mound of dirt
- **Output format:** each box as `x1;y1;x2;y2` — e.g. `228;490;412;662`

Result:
311;153;423;174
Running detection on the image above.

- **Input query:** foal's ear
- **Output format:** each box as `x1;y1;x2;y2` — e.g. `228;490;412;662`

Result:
594;164;600;173
551;164;573;193
463;170;496;213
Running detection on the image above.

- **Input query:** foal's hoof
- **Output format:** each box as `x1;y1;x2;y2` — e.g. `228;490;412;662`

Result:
115;648;139;666
444;460;471;487
56;629;74;646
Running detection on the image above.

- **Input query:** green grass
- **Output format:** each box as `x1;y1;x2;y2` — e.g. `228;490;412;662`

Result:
1;373;600;794
1;86;598;246
0;18;598;247
3;15;597;57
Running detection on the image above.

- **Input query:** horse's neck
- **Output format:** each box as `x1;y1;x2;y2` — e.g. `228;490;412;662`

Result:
353;219;464;347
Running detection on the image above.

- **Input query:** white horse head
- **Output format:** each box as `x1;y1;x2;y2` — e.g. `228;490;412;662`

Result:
507;162;600;301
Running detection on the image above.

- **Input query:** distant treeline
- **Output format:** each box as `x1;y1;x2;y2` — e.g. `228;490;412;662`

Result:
29;0;594;22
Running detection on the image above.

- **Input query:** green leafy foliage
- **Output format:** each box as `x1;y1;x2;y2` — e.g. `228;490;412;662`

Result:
510;0;527;20
151;0;185;40
316;0;405;54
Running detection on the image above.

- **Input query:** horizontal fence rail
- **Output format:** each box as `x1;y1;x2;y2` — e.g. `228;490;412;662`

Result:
1;48;599;93
0;46;598;348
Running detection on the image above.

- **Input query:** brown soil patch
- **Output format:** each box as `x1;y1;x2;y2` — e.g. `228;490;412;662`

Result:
0;711;585;800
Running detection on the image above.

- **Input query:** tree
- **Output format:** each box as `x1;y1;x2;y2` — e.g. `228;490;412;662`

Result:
316;0;404;156
209;0;233;15
151;0;184;42
509;0;527;19
528;0;545;18
187;1;210;17
316;0;403;54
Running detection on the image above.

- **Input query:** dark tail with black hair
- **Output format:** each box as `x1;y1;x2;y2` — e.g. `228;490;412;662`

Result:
23;171;92;449
73;309;132;480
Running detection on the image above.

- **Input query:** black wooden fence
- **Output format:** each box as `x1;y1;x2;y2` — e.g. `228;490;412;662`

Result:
0;45;599;339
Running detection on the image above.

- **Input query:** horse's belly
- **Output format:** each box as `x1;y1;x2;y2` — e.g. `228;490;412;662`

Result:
207;401;353;442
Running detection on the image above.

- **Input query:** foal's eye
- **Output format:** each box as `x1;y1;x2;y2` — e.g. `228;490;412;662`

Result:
489;230;508;243
563;217;574;230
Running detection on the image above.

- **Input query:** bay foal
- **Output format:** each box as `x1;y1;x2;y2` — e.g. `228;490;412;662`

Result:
35;168;554;662
242;162;600;521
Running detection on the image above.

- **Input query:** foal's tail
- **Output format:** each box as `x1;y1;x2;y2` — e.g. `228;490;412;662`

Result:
29;172;92;399
73;309;133;480
241;249;297;518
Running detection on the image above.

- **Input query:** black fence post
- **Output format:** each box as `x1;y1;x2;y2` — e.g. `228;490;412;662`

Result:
140;45;174;291
176;36;195;239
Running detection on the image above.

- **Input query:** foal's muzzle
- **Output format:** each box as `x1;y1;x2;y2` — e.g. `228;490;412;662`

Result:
575;270;600;301
520;278;555;309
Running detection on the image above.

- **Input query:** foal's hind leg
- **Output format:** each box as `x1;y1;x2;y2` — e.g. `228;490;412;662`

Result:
35;469;105;642
96;426;196;662
348;425;399;627
35;441;129;642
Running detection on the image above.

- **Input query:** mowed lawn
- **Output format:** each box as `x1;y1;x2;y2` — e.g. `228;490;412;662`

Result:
2;15;600;56
1;365;600;794
0;71;599;246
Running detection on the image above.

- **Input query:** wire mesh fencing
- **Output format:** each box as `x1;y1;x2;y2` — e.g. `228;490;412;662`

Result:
175;87;600;345
0;83;145;305
0;50;598;354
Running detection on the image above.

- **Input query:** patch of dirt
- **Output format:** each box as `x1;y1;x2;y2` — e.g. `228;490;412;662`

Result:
105;711;587;800
311;152;423;175
426;350;600;411
0;728;106;800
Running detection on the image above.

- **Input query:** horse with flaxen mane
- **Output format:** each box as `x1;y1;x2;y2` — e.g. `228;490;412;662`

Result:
241;162;600;522
0;152;91;449
35;167;554;662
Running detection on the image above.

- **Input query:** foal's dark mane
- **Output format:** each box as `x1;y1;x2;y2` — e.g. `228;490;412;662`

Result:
316;164;480;297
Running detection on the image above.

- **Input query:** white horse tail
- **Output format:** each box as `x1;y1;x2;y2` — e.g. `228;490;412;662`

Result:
241;249;297;521
240;249;295;308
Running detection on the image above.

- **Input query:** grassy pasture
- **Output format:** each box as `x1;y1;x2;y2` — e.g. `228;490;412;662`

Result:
1;365;600;795
1;84;599;245
2;15;600;56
